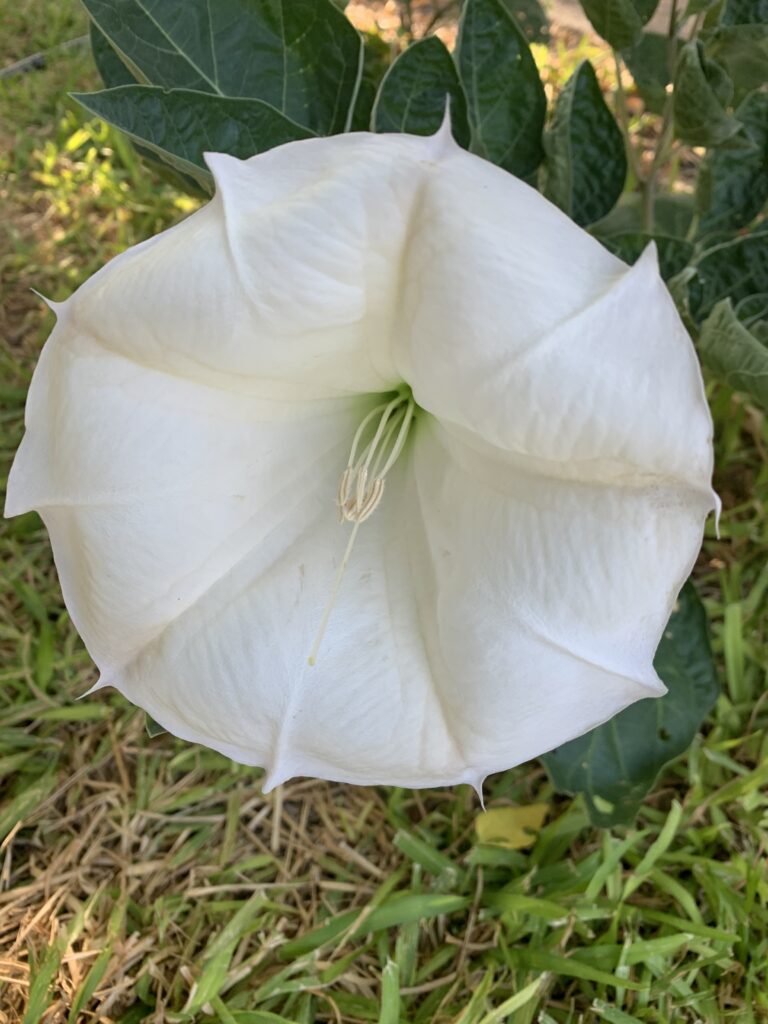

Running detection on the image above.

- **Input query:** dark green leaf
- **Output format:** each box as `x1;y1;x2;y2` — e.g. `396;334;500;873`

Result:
735;292;768;324
579;0;655;50
697;90;768;234
591;191;694;238
500;0;550;41
145;715;167;738
350;31;391;132
599;232;694;281
622;32;676;114
544;60;626;226
673;40;742;146
89;24;208;196
632;0;662;21
699;299;768;407
705;25;768;101
722;0;768;22
72;86;314;190
689;230;768;320
542;583;720;827
372;36;470;146
90;21;136;88
81;0;363;135
684;0;721;13
457;0;546;177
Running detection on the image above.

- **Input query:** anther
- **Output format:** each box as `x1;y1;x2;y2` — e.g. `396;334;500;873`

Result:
308;391;416;665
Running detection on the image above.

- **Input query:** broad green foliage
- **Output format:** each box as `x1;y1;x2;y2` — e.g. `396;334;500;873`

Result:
80;0;363;135
592;191;695;238
501;0;550;41
73;86;313;190
350;32;395;131
542;584;720;826
690;231;768;321
456;0;546;177
722;0;768;22
372;36;470;145
699;299;768;409
580;0;658;49
622;32;675;113
697;91;768;234
544;60;626;225
673;41;742;146
90;22;135;88
145;715;166;738
706;24;768;101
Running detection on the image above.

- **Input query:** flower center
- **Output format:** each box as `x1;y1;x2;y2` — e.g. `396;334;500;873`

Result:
308;389;416;666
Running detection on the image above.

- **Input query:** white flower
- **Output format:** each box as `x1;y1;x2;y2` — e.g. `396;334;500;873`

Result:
6;124;716;790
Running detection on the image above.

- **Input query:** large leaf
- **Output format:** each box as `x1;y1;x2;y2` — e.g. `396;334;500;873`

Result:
705;24;768;102
697;90;768;235
90;21;136;88
699;299;768;408
371;36;470;146
73;86;313;190
542;583;719;827
457;0;546;178
689;230;768;320
622;32;676;114
501;0;550;41
590;191;694;238
90;24;208;196
349;31;391;132
544;60;626;227
81;0;363;135
598;232;694;281
722;0;768;22
672;41;742;147
580;0;658;50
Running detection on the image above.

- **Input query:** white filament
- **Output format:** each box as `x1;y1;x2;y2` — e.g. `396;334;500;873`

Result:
308;393;415;666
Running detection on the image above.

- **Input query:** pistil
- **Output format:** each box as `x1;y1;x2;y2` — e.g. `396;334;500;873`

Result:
308;391;416;666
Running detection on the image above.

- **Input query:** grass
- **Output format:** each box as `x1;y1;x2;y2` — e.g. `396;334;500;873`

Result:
1;2;768;1022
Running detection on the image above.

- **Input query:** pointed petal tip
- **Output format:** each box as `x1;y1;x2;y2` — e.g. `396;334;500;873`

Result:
261;763;294;793
3;489;27;521
429;99;458;157
30;288;65;315
78;675;110;700
203;151;241;189
636;239;661;275
646;669;668;698
468;774;487;808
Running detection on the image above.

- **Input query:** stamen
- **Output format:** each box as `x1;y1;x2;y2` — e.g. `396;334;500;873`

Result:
308;391;416;666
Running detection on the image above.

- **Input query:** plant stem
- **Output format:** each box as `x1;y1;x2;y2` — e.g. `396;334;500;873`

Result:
612;51;643;184
640;0;680;234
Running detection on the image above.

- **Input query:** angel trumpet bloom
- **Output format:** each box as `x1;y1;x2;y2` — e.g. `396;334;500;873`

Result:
6;123;716;790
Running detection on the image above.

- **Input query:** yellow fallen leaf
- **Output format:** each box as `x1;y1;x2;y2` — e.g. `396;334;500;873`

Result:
475;803;549;850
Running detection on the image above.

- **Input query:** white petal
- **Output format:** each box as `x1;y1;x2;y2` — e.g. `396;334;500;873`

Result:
75;408;712;789
105;456;474;789
394;141;626;386
399;151;714;496
400;416;713;771
7;322;372;672
64;133;454;399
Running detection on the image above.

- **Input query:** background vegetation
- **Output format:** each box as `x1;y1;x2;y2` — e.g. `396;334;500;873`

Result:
1;0;767;1021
